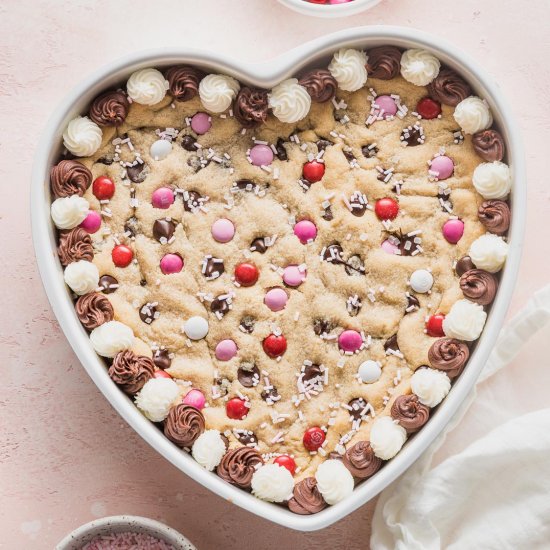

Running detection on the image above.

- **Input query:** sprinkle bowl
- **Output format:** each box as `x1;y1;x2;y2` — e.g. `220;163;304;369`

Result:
32;27;525;531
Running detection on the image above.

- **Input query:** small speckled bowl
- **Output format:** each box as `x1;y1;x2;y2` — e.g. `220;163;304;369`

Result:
56;515;196;550
278;0;382;18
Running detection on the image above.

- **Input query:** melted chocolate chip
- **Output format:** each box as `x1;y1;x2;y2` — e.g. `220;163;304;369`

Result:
261;386;280;403
343;148;356;163
153;219;176;242
139;302;157;324
214;377;231;397
349;192;367;217
202;255;224;280
455;256;476;276
126;163;148;183
211;296;231;318
321;205;334;221
316;139;333;152
97;155;114;165
181;135;197;151
401;124;425;146
182;190;204;212
347;295;362;317
345;254;365;276
275;138;288;161
322;243;345;263
237;364;260;387
405;294;420;313
153;349;172;370
250;237;268;253
124;216;139;237
348;397;368;420
437;185;453;212
140;279;147;287
313;318;336;336
98;275;118;294
239;315;255;333
303;363;323;382
299;178;313;192
234;430;257;446
234;179;257;192
362;144;378;158
384;334;399;352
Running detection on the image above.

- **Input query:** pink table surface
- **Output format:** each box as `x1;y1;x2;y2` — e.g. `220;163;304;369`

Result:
2;0;549;548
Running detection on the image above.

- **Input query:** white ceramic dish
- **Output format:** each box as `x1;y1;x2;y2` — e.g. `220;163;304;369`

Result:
56;515;196;549
32;26;525;531
278;0;382;18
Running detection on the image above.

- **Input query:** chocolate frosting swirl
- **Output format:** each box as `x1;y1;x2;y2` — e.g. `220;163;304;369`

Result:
50;160;92;198
108;350;155;395
216;447;263;490
288;477;327;515
366;46;402;80
460;269;498;305
89;90;129;127
298;69;337;103
164;403;205;448
75;292;114;330
57;227;93;266
233;87;269;128
428;338;470;378
343;441;382;478
391;395;430;433
472;129;505;162
426;68;472;107
165;65;204;101
477;200;511;235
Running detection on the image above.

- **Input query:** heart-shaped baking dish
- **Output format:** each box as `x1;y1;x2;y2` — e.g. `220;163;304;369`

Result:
32;26;525;531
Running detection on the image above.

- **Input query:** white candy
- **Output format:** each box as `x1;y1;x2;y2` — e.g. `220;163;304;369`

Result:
410;368;451;407
443;299;487;341
51;195;89;230
469;233;508;273
472;161;512;200
184;316;209;340
192;430;226;471
198;74;240;113
268;78;311;124
409;269;434;293
400;49;441;86
63;260;99;295
453;96;493;134
135;378;180;422
90;320;134;358
63;116;103;157
358;360;382;383
328;48;368;92
370;416;407;460
251;464;294;503
315;459;354;505
127;68;168;105
149;139;173;161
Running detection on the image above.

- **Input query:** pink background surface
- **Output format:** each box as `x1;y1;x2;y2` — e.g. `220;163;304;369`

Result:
2;0;549;548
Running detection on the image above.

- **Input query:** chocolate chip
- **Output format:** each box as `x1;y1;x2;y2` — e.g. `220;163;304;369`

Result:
211;296;231;318
321;205;334;221
299;178;313;192
261;386;280;403
140;279;147;287
362;144;378;158
349;192;367;217
322;243;345;263
405;293;420;313
347;295;362;317
250;237;268;254
181;135;197;151
153;349;172;370
153;218;176;242
303;363;323;382
97;155;114;165
316;139;333;152
124;216;139;237
234;179;257;192
214;377;231;397
275;138;288;161
187;155;209;172
438;185;453;212
239;315;255;333
202;255;224;280
348;397;369;420
343;148;356;163
345;254;365;276
401;124;425;146
139;302;157;324
313;318;336;336
126;163;148;183
182;190;204;212
98;275;118;294
234;430;258;446
237;363;260;387
456;255;476;276
384;334;399;352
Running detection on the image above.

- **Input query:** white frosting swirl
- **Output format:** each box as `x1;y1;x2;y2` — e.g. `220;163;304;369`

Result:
51;195;89;229
268;78;311;124
469;233;509;273
198;74;240;113
89;320;134;357
453;96;493;134
315;459;354;505
400;49;441;86
191;430;226;471
127;68;168;106
370;416;407;460
134;378;180;422
411;368;451;407
328;48;368;92
62;116;102;157
63;260;99;295
473;161;512;200
443;299;487;341
251;463;294;503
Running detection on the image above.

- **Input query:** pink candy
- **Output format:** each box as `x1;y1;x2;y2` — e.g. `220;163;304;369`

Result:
293;220;317;244
442;219;465;244
154;370;171;379
373;95;398;118
264;288;288;312
79;210;101;233
283;265;307;287
430;155;454;180
191;112;212;135
249;144;274;167
183;388;206;410
338;329;363;353
215;339;238;361
160;253;183;274
151;187;175;209
211;218;235;243
381;239;399;255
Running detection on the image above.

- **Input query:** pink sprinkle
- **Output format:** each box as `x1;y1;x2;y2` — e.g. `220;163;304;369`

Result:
190;112;212;135
249;144;274;167
79;210;102;233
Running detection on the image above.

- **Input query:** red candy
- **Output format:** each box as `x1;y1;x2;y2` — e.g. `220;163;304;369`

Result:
302;160;325;183
426;314;446;337
274;455;297;476
112;244;133;268
226;397;248;420
303;427;326;451
375;197;399;220
262;334;287;358
417;97;442;120
234;262;259;287
92;176;115;200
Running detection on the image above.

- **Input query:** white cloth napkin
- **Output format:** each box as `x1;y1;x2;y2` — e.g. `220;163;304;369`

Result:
371;285;550;550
